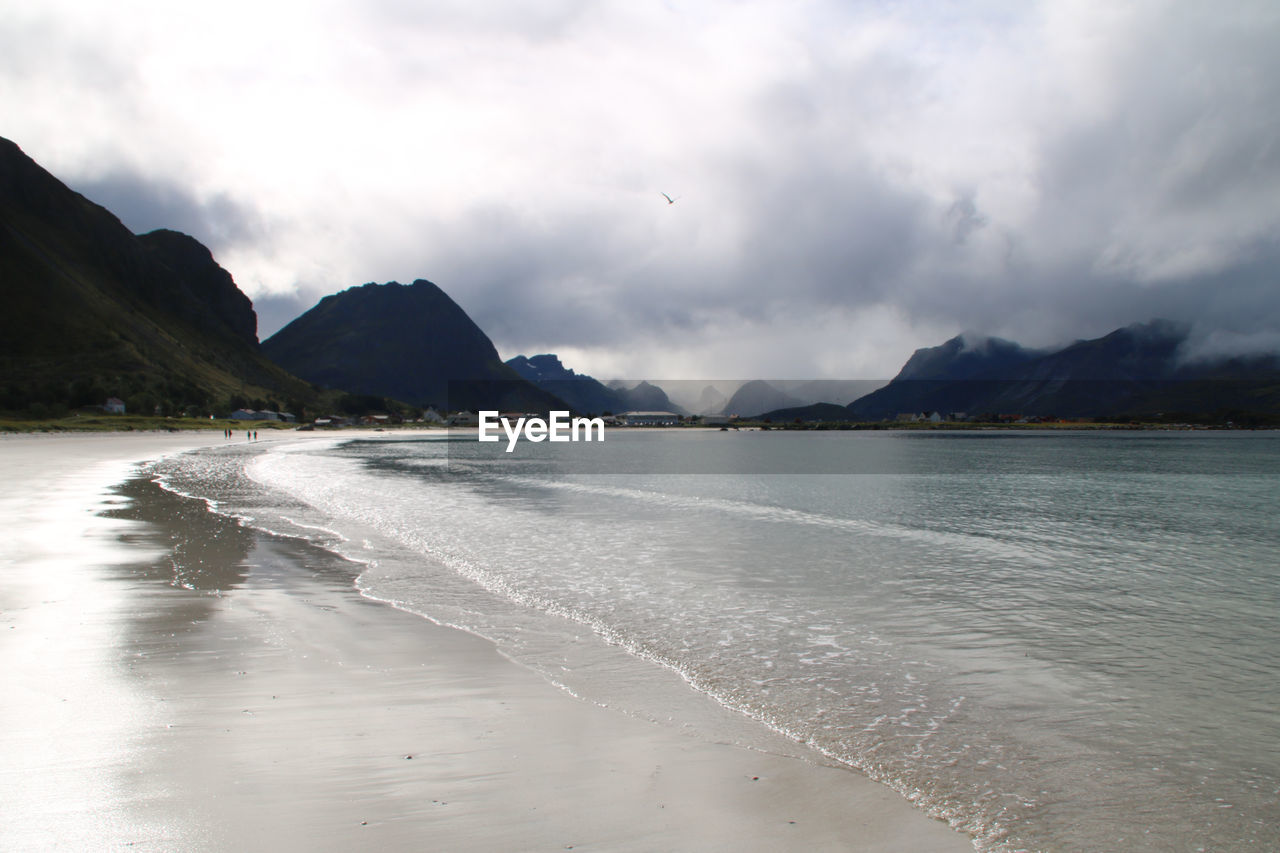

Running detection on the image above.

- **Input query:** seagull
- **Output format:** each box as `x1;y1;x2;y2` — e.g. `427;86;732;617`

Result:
661;192;680;205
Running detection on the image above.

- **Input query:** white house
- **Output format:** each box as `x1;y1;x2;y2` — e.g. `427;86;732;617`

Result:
104;397;126;414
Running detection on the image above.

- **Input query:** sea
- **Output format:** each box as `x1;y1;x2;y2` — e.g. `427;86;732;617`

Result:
148;429;1280;852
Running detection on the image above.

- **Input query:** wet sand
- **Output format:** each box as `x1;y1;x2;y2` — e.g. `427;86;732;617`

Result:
0;433;971;851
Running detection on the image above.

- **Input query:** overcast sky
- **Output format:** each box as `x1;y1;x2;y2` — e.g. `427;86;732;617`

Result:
5;1;1279;377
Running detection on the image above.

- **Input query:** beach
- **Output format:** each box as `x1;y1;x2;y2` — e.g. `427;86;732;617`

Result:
0;432;970;852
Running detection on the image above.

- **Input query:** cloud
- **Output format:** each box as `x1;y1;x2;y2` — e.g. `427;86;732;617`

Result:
70;170;266;254
1179;328;1280;365
4;0;1279;375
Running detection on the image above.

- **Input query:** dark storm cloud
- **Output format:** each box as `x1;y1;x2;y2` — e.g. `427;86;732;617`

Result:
71;170;266;254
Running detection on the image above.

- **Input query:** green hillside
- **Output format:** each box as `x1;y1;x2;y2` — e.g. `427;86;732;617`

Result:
0;136;326;418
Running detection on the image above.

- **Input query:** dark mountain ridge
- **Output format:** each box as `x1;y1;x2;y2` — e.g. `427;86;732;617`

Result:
265;280;563;412
0;135;317;415
506;353;624;414
895;334;1040;381
847;320;1280;420
507;354;691;415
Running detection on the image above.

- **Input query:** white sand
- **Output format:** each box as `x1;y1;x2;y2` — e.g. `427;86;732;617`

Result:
0;432;972;851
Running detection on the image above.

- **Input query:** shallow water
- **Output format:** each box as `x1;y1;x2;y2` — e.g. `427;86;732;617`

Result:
152;430;1280;851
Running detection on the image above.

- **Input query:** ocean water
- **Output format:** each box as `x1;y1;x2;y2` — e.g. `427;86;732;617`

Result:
150;430;1280;851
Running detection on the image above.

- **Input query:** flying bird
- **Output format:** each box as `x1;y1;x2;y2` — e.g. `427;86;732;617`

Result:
661;192;679;205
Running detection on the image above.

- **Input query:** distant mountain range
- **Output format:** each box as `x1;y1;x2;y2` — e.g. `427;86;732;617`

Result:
0;136;317;416
506;353;624;414
505;354;686;415
5;134;1277;424
505;325;1280;423
503;363;890;418
844;320;1280;421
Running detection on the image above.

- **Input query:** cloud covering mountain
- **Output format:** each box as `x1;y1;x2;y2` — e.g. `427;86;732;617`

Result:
6;1;1279;378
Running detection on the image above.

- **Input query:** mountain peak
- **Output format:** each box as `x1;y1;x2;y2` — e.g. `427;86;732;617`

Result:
508;353;579;383
895;334;1034;382
263;278;564;410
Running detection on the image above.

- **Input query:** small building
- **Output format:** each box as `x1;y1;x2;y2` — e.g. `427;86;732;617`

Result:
104;397;126;414
421;407;445;424
621;411;680;426
230;409;263;421
448;411;479;427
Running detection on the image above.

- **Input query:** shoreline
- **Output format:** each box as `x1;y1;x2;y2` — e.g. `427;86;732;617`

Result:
0;433;971;851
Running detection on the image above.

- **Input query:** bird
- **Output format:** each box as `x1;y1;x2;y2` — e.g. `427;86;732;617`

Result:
661;192;679;205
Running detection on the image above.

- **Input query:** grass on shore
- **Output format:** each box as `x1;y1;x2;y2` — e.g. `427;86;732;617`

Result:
0;414;302;434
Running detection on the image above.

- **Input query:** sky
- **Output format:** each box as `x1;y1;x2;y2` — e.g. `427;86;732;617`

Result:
4;0;1279;378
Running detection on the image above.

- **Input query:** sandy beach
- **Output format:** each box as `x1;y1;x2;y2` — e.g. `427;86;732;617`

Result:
0;432;970;851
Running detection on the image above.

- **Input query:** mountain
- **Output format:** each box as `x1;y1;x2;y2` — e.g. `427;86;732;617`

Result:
263;280;561;412
845;333;1042;419
506;353;624;414
635;379;887;416
505;355;696;414
894;334;1039;381
695;384;729;415
757;402;852;423
0;135;318;416
847;321;1280;420
720;380;801;418
611;380;686;414
774;379;887;407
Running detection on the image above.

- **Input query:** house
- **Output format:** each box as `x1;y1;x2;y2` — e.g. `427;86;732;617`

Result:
448;411;479;427
104;397;126;414
230;409;262;420
621;411;680;426
421;407;445;424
